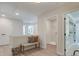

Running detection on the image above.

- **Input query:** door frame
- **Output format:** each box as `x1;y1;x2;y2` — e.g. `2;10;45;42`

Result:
45;15;58;53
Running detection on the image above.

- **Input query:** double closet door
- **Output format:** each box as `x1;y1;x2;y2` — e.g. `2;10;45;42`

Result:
64;14;76;56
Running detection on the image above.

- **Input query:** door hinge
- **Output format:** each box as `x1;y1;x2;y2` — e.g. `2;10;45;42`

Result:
64;33;66;36
74;32;76;34
64;49;66;52
64;18;66;20
74;40;76;42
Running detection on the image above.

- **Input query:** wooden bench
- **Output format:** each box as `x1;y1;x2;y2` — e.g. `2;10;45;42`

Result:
10;35;40;55
21;36;40;53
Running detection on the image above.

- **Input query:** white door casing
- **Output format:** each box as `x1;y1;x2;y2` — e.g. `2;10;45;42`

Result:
46;16;58;45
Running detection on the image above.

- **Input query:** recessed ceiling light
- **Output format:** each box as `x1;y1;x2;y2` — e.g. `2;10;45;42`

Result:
1;14;6;17
35;2;40;3
16;13;19;15
35;1;41;3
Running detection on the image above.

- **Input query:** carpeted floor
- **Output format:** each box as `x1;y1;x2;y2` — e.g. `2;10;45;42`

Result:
21;44;58;56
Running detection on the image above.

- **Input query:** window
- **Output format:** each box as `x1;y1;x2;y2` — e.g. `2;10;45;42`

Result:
23;24;36;35
28;25;34;35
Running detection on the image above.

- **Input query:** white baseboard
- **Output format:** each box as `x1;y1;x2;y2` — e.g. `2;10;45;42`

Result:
57;52;64;56
40;44;46;49
48;42;56;45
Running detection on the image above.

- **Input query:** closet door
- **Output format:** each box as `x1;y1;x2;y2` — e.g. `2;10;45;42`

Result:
64;14;76;56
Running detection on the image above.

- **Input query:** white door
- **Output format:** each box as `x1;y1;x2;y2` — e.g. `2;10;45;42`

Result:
64;14;76;56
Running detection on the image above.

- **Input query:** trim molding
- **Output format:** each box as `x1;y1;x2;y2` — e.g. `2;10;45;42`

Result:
57;52;64;56
48;42;56;45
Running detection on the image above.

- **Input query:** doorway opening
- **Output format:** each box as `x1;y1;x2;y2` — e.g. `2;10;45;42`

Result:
46;16;58;55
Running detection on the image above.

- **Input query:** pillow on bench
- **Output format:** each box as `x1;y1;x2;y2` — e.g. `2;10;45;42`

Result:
28;36;34;43
28;36;39;43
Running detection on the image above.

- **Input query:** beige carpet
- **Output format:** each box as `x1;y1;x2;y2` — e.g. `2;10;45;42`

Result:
21;44;58;56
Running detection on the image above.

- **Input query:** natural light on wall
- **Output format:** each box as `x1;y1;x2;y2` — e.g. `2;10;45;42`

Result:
23;24;26;35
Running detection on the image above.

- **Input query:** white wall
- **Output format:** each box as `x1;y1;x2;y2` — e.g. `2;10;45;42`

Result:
0;18;23;44
11;19;23;36
38;4;79;55
0;17;23;36
0;18;12;35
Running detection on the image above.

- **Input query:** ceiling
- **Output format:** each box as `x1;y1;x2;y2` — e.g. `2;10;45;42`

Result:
0;2;79;23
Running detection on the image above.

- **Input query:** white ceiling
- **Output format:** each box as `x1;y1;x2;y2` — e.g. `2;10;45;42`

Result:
0;2;65;15
0;2;79;23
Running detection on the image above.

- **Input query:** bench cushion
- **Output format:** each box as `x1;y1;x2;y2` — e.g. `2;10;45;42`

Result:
22;43;35;46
